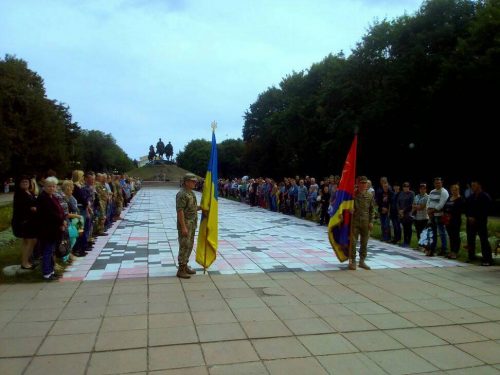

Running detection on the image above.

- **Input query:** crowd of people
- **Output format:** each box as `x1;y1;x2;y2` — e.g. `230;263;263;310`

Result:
9;170;494;280
11;171;141;280
215;175;495;266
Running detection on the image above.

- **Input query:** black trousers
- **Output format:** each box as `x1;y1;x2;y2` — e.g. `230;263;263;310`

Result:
466;218;492;262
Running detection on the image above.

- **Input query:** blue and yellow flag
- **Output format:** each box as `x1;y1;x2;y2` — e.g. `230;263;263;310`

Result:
328;135;357;262
196;129;218;269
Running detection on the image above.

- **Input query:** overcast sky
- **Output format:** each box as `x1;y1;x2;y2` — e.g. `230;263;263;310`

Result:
0;0;422;160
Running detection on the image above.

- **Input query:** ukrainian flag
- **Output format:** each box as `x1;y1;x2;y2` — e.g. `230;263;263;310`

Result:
328;135;357;262
196;129;218;269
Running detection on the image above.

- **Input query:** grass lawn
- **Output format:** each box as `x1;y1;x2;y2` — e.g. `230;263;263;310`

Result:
0;205;12;232
0;239;49;283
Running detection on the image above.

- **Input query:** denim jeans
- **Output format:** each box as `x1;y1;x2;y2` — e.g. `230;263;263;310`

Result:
39;239;56;277
390;215;401;242
380;213;391;241
270;196;277;212
430;216;448;252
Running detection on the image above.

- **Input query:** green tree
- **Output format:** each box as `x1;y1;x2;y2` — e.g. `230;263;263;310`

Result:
0;55;133;179
77;130;133;173
240;0;500;195
0;55;77;178
176;139;211;176
242;54;349;178
218;138;245;178
242;86;285;177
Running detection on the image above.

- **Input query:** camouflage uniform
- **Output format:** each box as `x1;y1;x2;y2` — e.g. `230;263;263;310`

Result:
95;181;108;234
81;183;96;247
176;187;198;265
351;190;375;262
113;179;123;218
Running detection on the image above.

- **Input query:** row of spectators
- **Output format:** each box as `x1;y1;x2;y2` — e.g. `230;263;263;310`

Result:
216;175;339;224
214;175;495;266
11;171;141;280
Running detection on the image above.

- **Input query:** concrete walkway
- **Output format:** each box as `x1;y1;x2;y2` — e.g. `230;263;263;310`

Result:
0;192;13;207
0;187;499;374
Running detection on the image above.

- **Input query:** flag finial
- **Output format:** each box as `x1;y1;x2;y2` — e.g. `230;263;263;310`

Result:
211;121;217;131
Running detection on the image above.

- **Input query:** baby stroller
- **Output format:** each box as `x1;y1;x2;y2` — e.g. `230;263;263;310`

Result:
418;223;435;256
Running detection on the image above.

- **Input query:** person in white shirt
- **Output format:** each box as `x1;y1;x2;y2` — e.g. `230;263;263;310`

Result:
412;183;429;244
366;180;375;196
426;177;449;256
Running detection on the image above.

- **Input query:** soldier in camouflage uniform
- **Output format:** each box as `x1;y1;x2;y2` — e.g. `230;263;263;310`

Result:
349;175;375;270
95;174;109;235
112;175;123;220
80;172;96;251
176;173;200;279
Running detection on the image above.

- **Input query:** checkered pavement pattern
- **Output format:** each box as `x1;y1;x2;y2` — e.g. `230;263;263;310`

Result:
62;186;467;281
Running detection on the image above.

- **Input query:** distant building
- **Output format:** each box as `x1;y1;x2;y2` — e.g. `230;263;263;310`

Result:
138;155;149;167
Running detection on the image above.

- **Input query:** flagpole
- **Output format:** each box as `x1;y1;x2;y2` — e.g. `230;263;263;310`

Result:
349;127;358;266
203;121;217;275
348;208;354;264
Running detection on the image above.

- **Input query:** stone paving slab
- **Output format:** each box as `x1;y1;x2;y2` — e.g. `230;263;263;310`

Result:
0;267;498;374
0;186;499;374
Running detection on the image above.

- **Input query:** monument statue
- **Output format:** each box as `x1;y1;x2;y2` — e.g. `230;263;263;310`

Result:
148;145;156;163
156;138;165;159
165;141;174;161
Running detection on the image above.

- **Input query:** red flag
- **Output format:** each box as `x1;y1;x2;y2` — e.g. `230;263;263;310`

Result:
328;135;357;262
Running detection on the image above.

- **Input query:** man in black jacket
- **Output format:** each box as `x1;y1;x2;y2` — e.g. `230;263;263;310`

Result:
465;180;493;266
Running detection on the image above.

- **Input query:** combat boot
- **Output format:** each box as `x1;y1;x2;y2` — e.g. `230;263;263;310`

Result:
348;260;356;270
359;259;371;270
176;264;191;279
186;264;196;275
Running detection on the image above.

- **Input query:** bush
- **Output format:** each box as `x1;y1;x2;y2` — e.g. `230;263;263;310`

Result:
0;204;12;232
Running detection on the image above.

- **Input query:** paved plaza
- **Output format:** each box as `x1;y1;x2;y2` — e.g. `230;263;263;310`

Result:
0;186;499;374
65;186;467;281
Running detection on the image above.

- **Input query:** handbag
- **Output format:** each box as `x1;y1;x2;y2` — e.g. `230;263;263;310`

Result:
418;226;434;248
441;213;451;226
56;238;70;258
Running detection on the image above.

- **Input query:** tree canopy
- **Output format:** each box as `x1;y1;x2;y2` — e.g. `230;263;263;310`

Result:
75;130;133;173
0;55;133;179
237;0;499;192
218;138;245;178
176;138;246;179
176;139;212;177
